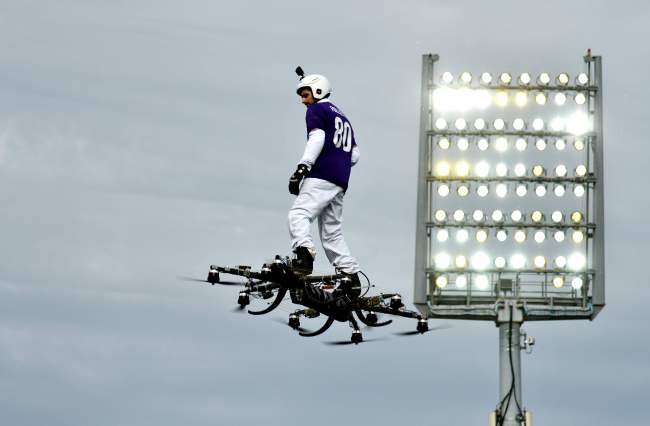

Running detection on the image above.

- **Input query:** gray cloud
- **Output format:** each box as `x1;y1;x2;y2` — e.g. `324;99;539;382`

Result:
0;0;648;425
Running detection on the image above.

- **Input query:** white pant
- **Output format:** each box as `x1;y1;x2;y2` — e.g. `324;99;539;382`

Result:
288;178;360;274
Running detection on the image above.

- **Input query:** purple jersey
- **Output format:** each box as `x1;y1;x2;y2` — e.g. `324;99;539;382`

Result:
304;101;356;191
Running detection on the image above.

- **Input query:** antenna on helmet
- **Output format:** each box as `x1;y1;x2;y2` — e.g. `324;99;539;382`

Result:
295;66;305;80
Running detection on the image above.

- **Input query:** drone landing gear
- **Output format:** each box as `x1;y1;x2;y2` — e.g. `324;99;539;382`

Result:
288;313;301;329
299;315;335;337
348;313;363;344
355;309;392;327
248;287;287;316
417;318;429;333
237;291;250;308
207;268;220;284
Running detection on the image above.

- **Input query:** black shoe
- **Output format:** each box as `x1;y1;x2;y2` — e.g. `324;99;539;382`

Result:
292;247;314;275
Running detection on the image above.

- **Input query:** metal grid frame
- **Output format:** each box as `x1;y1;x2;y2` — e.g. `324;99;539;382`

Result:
413;53;605;321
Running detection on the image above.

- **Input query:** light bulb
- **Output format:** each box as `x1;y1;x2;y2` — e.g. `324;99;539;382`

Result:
456;275;468;288
476;229;488;243
500;73;512;85
480;72;493;85
514;229;526;243
436;275;448;288
475;275;489;290
434;209;447;222
496;183;508;198
515;138;527;151
516;184;527;197
571;277;584;290
510;254;526;269
495;137;508;152
538;73;551;85
435;252;451;269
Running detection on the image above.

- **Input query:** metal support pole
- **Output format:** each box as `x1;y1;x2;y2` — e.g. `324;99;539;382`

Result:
496;302;524;425
589;54;606;316
413;54;437;308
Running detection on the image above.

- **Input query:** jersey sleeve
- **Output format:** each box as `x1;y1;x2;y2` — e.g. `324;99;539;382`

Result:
351;144;360;166
305;105;326;132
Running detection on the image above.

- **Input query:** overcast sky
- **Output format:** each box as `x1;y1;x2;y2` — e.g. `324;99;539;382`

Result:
1;1;649;425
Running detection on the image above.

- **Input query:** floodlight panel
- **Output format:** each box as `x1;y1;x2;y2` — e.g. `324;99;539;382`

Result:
415;54;604;321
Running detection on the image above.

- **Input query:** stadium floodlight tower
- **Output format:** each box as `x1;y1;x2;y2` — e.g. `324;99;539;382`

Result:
413;51;605;425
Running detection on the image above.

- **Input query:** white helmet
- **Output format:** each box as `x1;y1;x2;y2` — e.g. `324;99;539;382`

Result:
296;74;332;100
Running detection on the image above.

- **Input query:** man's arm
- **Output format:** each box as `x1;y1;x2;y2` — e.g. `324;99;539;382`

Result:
351;144;360;166
289;129;325;195
298;129;325;167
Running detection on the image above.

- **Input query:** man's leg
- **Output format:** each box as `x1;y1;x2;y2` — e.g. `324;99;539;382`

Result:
318;191;360;274
288;178;339;273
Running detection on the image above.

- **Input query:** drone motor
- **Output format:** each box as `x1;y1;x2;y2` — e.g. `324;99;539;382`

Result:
288;313;300;329
390;295;403;310
261;265;271;277
207;267;220;285
261;290;274;299
237;291;250;307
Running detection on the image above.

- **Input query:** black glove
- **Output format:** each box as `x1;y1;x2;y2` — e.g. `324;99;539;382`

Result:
288;164;310;195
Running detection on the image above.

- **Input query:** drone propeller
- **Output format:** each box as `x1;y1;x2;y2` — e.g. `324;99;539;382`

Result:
394;324;451;337
176;275;243;286
271;317;309;333
323;337;385;346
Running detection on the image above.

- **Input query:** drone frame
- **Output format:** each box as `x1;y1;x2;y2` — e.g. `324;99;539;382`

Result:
206;256;429;344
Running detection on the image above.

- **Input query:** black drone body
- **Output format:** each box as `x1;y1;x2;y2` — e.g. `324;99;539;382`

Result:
199;255;433;344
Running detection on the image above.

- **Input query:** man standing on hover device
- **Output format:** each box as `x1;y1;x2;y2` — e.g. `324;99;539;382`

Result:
287;67;361;296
